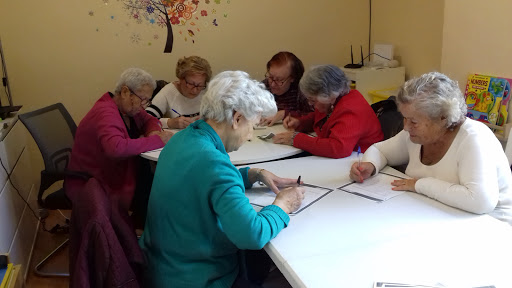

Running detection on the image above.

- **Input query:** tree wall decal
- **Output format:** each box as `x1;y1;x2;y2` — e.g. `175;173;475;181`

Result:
118;0;229;53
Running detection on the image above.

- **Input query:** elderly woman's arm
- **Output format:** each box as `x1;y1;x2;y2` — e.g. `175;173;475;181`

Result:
363;130;410;174
136;109;164;135
295;111;316;132
97;108;164;158
293;108;385;158
211;167;291;250
414;133;502;214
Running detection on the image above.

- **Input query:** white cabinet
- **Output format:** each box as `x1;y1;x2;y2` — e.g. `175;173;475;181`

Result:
341;67;406;104
0;114;38;280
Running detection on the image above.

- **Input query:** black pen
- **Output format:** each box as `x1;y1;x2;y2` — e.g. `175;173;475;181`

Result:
297;175;301;186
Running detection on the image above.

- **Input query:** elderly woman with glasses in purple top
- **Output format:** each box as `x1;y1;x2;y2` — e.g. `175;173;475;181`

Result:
66;68;173;218
259;51;314;126
146;55;212;129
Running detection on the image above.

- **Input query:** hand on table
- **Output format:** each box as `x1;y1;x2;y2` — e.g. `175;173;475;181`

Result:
391;178;417;192
272;131;295;146
349;162;376;183
259;110;285;127
283;115;300;130
251;168;303;194
149;130;173;144
273;186;305;214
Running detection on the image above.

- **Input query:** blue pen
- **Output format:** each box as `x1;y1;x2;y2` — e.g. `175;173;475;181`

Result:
171;109;182;117
357;146;362;168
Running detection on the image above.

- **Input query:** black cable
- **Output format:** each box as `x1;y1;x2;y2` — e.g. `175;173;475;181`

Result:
0;152;68;233
357;53;391;65
369;0;372;58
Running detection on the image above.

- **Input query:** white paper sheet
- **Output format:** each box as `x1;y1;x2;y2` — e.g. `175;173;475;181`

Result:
338;172;407;202
246;183;332;215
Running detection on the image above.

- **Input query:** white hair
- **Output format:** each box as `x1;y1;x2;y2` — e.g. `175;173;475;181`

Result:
200;71;277;124
398;72;467;128
114;68;156;95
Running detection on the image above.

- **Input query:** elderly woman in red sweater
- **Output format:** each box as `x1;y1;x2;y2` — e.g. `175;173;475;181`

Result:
65;68;173;213
273;65;383;158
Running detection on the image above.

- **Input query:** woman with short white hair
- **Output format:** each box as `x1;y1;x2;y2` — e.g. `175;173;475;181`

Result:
351;72;512;225
140;71;305;287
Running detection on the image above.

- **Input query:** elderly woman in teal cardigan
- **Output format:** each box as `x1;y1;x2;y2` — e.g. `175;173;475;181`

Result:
139;71;305;288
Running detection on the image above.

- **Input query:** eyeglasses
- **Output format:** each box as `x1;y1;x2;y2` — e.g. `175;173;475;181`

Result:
128;87;151;107
265;72;291;87
184;79;207;91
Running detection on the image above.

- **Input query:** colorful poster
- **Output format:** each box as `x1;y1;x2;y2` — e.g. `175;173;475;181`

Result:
465;74;511;126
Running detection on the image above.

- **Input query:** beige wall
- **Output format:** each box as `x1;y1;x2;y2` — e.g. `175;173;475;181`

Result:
441;0;512;89
371;0;445;79
0;0;369;122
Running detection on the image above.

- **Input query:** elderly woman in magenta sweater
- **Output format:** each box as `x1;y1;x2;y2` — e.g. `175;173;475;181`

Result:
273;64;383;158
65;68;172;212
140;71;305;288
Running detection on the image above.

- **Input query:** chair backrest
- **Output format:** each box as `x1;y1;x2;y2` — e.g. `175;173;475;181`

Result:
152;80;169;100
371;96;404;140
18;103;77;173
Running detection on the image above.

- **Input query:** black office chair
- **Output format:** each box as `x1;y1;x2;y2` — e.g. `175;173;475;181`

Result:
19;103;88;277
152;79;169;100
371;96;404;140
371;96;407;173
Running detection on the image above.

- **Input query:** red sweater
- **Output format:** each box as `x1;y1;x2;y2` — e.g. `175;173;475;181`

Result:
294;90;383;159
66;92;164;208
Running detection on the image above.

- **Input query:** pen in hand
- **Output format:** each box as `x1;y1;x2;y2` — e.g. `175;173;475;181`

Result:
357;146;362;168
357;146;363;182
297;175;301;186
171;108;182;117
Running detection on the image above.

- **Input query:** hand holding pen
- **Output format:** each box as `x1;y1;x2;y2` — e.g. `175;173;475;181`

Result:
349;148;377;184
168;109;196;129
253;169;304;194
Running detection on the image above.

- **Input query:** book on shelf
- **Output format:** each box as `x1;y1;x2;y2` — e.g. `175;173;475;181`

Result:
0;263;13;288
464;74;512;135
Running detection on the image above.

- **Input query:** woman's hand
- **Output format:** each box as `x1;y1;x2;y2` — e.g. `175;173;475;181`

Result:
149;130;173;144
283;115;300;130
260;110;285;127
273;131;295;146
349;162;376;183
273;186;305;214
168;116;195;129
391;178;418;192
250;168;302;194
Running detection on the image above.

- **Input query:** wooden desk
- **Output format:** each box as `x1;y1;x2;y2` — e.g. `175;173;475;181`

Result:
140;124;303;165
245;155;512;288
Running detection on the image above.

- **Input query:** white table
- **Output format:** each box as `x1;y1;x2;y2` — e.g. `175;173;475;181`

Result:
140;125;303;165
245;155;512;288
